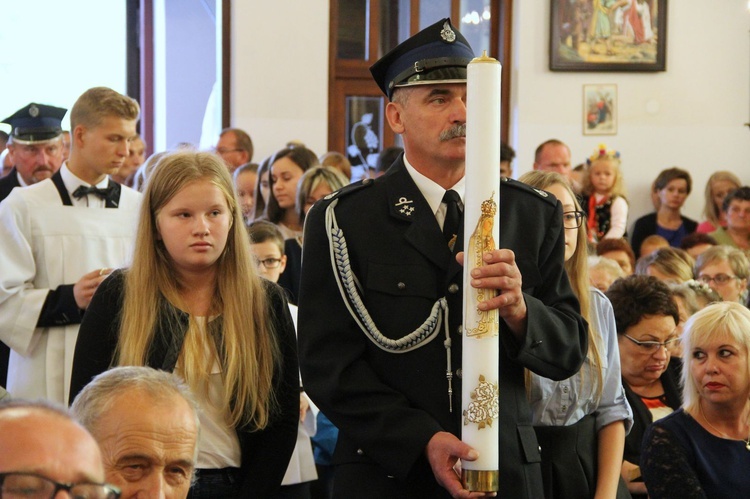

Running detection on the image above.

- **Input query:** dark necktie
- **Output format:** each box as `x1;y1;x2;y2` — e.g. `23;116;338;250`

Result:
442;189;462;251
72;185;115;202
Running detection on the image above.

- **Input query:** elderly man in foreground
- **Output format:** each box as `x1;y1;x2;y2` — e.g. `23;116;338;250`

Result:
0;399;119;499
71;366;200;499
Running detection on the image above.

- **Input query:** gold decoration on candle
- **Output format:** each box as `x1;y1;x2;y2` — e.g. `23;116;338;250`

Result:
466;194;499;339
463;374;499;429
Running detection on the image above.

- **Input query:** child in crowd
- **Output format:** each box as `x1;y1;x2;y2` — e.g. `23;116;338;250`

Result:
638;234;669;257
233;162;259;225
582;144;628;243
696;171;742;234
589;256;626;292
248;221;318;499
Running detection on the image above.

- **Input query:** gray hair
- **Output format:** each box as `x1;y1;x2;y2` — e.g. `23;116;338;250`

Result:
71;366;200;444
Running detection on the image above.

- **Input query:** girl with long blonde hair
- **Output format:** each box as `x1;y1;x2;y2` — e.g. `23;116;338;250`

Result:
520;170;632;499
70;151;299;498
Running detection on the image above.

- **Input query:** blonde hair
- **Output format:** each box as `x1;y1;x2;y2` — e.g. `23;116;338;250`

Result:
70;87;140;130
702;171;742;227
583;158;627;199
636;247;695;283
681;302;750;413
519;170;603;401
117;151;279;429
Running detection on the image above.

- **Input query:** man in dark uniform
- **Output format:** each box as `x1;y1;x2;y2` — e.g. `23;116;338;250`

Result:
0;104;66;388
0;104;66;201
298;18;588;499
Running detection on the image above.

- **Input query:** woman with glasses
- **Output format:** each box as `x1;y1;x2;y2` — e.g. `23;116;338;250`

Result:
641;302;750;498
695;245;749;305
606;275;681;499
708;186;750;250
69;151;299;498
520;171;632;499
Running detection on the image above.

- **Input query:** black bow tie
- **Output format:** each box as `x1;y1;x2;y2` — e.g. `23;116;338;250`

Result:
72;185;114;201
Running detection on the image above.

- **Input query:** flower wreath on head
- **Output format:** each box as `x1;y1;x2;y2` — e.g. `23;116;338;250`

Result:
587;143;621;166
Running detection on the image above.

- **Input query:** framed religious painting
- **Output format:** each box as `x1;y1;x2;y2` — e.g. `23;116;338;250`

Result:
550;0;667;72
583;84;617;135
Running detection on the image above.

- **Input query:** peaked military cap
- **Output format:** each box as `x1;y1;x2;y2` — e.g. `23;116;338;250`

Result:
2;103;67;144
370;18;475;100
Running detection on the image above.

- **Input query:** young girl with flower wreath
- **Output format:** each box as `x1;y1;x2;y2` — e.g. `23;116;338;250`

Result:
582;144;628;243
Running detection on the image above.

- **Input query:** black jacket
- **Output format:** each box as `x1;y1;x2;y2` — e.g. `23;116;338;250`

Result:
297;159;588;499
69;270;299;499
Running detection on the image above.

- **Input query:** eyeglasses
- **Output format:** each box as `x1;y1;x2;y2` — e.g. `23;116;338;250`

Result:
0;472;120;499
622;334;678;353
215;147;242;155
697;273;738;285
254;257;282;269
562;210;586;229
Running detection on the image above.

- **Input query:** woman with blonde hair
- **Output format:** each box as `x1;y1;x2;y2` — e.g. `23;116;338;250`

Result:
696;171;742;234
641;302;750;497
635;246;695;284
70;151;299;498
520;170;632;499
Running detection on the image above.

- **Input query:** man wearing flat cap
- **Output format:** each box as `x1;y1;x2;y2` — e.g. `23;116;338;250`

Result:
0;104;67;389
0;103;66;202
298;18;587;499
0;87;142;404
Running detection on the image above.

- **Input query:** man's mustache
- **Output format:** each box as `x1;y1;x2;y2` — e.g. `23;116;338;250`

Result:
440;123;466;141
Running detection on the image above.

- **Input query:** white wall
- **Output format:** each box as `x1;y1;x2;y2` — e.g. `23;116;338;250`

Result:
511;0;750;226
230;1;330;162
229;1;749;226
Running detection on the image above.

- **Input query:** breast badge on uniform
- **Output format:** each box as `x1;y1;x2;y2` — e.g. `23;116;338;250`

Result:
395;197;414;216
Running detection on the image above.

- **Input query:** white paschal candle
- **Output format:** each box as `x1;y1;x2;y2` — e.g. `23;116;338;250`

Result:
461;51;501;493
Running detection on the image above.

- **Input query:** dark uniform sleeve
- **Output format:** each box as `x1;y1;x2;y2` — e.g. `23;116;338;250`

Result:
36;285;83;327
68;270;124;403
506;195;588;381
237;281;300;497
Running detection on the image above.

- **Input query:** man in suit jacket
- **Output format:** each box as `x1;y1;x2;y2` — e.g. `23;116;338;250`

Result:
0;104;66;389
298;18;588;499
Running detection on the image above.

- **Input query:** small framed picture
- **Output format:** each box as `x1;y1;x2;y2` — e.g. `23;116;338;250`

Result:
583;84;617;135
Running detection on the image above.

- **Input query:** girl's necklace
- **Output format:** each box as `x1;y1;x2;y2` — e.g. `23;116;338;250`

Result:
699;402;750;451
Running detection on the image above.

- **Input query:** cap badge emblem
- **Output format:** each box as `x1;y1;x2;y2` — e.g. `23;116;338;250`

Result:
440;21;456;43
29;105;39;117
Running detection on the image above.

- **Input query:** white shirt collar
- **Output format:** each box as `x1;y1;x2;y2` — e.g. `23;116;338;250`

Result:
15;171;29;187
402;155;465;216
60;161;110;192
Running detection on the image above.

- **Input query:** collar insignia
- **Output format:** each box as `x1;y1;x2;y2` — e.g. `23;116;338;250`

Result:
440;21;456;43
395;196;415;216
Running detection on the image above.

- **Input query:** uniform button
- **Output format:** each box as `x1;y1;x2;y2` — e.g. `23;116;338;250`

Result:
563;386;569;393
356;448;364;455
362;178;372;185
456;368;462;379
538;446;542;453
397;282;406;290
456;325;463;335
448;283;459;294
561;405;567;412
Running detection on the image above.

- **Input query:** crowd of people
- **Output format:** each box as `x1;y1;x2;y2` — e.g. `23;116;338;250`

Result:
1;17;749;499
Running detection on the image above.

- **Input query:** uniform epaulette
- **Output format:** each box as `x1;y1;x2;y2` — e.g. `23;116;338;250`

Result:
322;177;376;203
501;176;558;206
